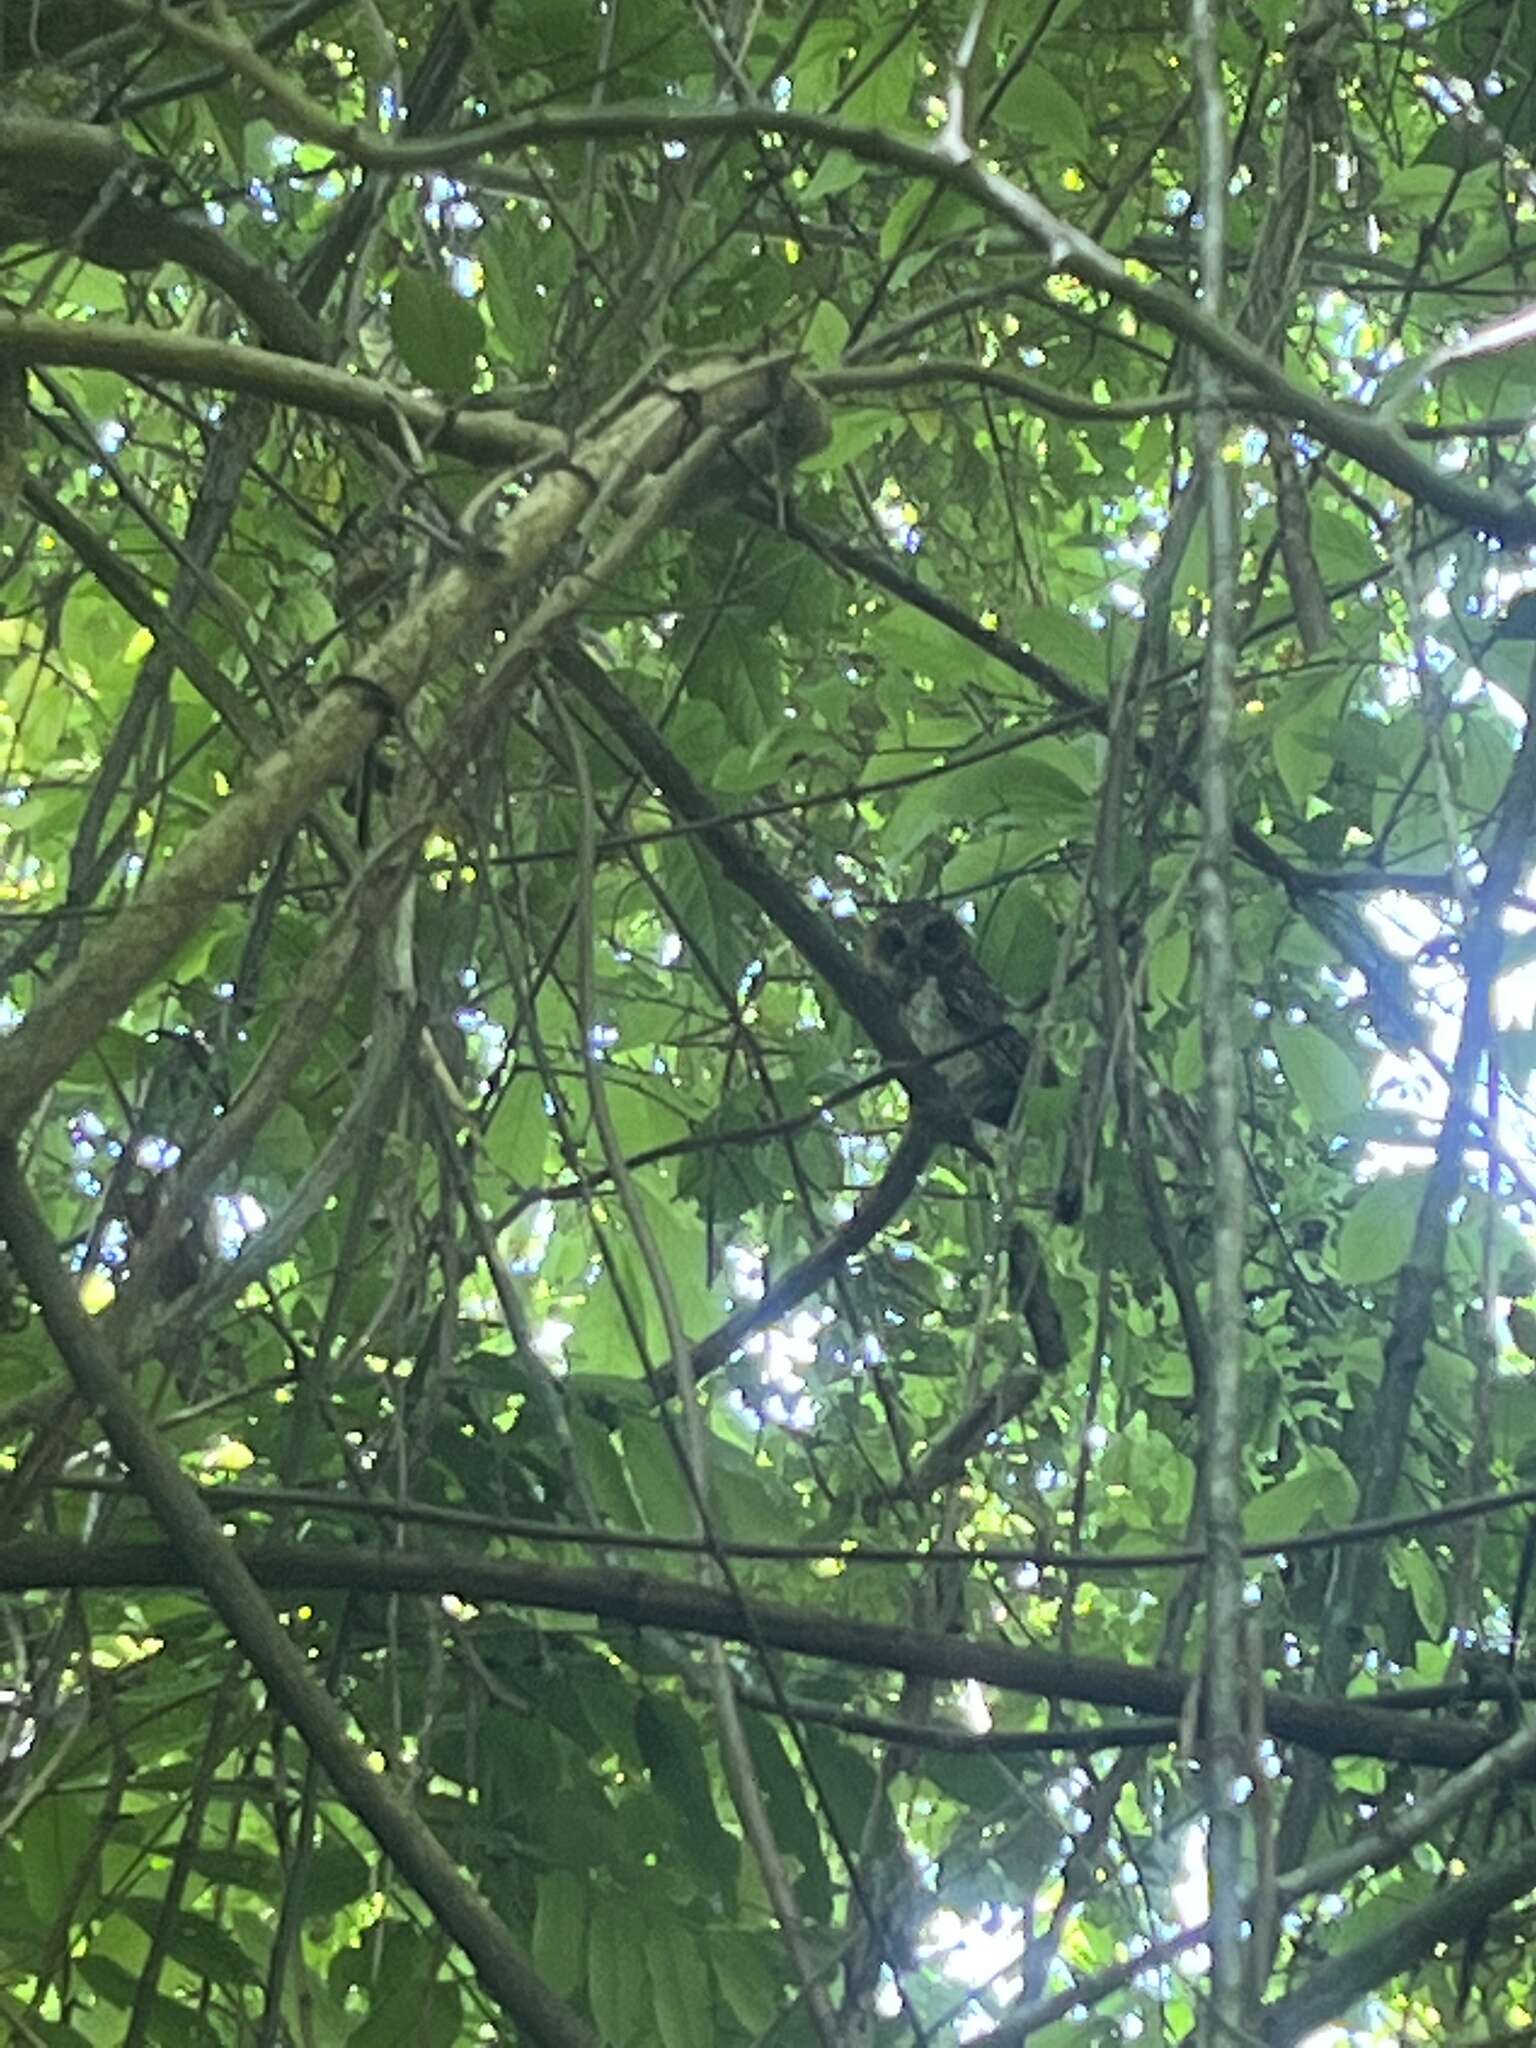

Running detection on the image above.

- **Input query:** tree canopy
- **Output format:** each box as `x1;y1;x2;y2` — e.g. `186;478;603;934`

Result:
6;0;1536;2042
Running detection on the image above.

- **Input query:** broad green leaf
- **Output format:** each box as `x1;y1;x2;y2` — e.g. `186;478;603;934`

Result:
571;1407;646;1528
1389;1541;1447;1641
75;1956;206;2048
1273;1022;1367;1130
1307;508;1379;582
1270;718;1333;815
646;1918;712;2048
115;1901;252;1982
800;406;887;467
842;46;915;125
995;68;1091;162
711;1932;781;2036
589;1896;650;2046
532;1867;588;1999
350;1979;462;2048
1007;604;1105;684
882;754;1090;860
634;1695;736;1889
20;1796;93;1921
484;1071;549;1189
869;606;979;685
1147;928;1191;1010
1459;705;1514;812
1334;1172;1427;1287
741;1713;831;1917
298;1834;372;1921
1242;1454;1356;1545
388;270;483;394
978;881;1057;1005
803;150;865;202
623;1417;698;1535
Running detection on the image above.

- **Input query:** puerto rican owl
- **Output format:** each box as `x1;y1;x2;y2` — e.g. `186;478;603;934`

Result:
866;904;1028;1131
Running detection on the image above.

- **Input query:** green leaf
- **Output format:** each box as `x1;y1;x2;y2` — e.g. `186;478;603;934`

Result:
801;405;886;467
1334;1172;1426;1287
114;1902;252;1983
20;1796;93;1921
589;1896;650;2046
1272;1022;1367;1130
1269;717;1333;814
842;46;915;126
646;1918;712;2048
977;882;1057;1005
994;68;1091;163
1306;508;1380;582
1459;704;1514;813
351;1980;462;2048
389;270;484;394
801;300;851;369
879;178;932;261
882;753;1090;860
1242;1452;1357;1544
1389;1541;1447;1641
869;606;980;685
532;1867;588;1999
74;1956;206;2048
1147;928;1191;1011
741;1713;831;1917
634;1695;736;1889
297;1834;372;1921
570;1408;645;1528
623;1418;698;1535
484;1071;549;1188
1008;603;1106;684
802;150;865;202
711;1932;781;2036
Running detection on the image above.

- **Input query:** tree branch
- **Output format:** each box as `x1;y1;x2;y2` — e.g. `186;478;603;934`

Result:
0;1528;1520;1774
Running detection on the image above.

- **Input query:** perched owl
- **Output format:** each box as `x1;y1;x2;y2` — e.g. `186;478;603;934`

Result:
866;904;1029;1131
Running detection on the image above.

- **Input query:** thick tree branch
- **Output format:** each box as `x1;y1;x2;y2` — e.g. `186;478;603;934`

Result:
0;314;559;468
0;1530;1520;1774
0;120;327;360
1264;1832;1536;2046
551;638;980;1140
0;358;807;1131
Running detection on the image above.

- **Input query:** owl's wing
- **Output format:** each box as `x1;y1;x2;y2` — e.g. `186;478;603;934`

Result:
937;968;1031;1127
942;962;1012;1038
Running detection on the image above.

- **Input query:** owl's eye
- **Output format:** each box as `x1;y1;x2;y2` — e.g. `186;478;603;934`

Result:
921;916;961;952
877;926;909;960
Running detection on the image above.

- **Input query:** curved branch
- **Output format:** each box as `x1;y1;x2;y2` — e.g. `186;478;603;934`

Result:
550;640;979;1143
0;120;327;360
685;1121;936;1389
0;313;558;468
815;358;1196;422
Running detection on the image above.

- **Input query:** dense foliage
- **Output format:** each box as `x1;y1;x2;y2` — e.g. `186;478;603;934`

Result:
6;0;1536;2041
